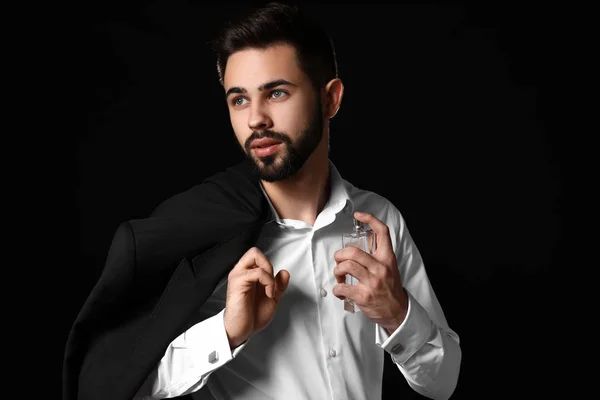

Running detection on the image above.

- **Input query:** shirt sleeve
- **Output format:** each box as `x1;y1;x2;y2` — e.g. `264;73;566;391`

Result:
374;205;462;400
134;308;249;399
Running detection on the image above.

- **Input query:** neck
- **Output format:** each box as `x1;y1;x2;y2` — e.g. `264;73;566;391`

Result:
260;134;330;226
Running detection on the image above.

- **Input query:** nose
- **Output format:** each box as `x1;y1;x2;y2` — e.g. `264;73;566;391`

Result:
248;102;273;132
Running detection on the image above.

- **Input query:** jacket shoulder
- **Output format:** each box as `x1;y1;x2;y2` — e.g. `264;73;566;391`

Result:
150;160;265;219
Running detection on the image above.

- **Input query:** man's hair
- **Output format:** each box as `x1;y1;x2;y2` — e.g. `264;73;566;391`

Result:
212;2;338;90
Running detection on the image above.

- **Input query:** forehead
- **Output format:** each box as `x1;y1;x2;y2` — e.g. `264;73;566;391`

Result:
223;43;306;90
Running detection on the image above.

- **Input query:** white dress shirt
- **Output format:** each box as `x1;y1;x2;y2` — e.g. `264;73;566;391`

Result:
135;160;461;400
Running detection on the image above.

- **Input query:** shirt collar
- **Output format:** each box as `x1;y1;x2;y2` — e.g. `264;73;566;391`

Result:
259;160;355;227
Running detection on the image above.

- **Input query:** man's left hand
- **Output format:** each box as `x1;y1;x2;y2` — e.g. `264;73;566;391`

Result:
333;211;408;334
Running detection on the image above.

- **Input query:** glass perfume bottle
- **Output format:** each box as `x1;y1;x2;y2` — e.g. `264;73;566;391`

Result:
341;217;377;313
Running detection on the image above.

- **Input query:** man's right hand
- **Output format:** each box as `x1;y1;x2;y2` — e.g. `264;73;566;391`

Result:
223;246;290;349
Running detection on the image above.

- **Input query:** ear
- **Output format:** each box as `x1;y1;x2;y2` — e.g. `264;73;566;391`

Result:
322;78;344;119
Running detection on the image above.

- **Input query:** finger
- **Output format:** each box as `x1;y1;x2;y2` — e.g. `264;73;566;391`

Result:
332;282;360;303
241;267;277;297
353;211;393;254
333;260;369;284
274;269;290;291
272;269;290;303
232;247;274;277
334;245;374;268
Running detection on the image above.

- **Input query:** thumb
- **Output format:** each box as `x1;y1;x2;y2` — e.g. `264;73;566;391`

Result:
273;269;290;303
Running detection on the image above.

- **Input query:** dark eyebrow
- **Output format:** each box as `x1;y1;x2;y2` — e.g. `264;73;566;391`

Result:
225;79;297;98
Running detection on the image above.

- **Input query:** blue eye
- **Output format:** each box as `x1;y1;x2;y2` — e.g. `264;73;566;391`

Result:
234;97;248;106
271;90;286;99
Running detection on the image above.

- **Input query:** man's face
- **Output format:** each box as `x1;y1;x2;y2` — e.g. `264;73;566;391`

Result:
223;44;323;182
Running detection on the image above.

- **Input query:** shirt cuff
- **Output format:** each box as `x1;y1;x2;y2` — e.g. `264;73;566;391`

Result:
375;290;433;364
171;309;248;383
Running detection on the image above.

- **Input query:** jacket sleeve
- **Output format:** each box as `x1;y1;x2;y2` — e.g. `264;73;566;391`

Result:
63;221;138;400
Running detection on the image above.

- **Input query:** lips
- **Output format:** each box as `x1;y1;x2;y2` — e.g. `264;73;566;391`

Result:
251;138;282;149
252;142;282;157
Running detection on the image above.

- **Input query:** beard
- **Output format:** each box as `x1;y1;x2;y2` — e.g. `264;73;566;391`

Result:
242;98;324;182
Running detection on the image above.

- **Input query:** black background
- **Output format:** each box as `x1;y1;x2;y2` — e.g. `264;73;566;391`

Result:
67;2;569;398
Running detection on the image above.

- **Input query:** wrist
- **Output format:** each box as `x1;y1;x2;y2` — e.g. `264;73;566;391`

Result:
224;322;248;350
383;322;400;335
226;332;246;350
383;290;409;334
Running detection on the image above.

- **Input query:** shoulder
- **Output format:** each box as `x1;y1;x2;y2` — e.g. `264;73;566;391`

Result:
343;180;409;247
345;180;405;225
150;184;212;218
151;160;266;219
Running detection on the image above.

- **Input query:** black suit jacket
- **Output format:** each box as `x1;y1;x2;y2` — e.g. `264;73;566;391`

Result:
63;159;271;400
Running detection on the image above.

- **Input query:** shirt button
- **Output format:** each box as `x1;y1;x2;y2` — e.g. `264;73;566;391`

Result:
329;348;337;357
320;288;327;297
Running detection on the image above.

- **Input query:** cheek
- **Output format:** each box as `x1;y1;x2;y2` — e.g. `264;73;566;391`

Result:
229;113;248;145
276;105;308;132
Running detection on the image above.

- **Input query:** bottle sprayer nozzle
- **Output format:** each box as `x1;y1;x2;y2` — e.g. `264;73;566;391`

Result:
353;218;364;232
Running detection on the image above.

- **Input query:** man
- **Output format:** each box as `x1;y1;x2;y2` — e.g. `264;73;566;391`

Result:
134;2;461;400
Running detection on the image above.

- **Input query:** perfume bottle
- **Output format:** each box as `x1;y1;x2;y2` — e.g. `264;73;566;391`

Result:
341;217;377;313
